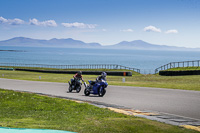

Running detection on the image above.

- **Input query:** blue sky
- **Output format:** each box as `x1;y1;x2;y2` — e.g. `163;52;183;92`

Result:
0;0;200;48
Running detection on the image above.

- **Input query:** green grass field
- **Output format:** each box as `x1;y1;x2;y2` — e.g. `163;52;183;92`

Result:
0;89;198;133
0;69;200;91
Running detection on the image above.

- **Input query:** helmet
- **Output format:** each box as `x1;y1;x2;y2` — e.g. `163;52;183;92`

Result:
78;71;82;75
101;72;107;77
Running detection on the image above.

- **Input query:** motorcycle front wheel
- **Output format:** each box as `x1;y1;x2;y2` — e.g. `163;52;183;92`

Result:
76;86;81;93
84;87;90;96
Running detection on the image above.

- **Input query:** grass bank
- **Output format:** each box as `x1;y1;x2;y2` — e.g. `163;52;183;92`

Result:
163;67;200;71
0;70;200;91
0;89;198;133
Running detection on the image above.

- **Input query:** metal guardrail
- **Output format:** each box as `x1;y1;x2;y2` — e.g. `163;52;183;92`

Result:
155;60;200;74
0;63;140;73
0;67;14;70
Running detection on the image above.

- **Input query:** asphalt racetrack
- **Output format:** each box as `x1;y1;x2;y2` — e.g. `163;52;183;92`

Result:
0;78;200;120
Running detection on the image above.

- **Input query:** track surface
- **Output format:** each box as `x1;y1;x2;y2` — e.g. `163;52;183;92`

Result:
0;78;200;120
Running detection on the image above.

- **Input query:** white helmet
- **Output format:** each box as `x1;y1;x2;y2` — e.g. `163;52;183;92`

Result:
101;72;107;77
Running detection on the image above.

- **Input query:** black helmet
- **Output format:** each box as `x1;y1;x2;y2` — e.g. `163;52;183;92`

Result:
78;71;82;75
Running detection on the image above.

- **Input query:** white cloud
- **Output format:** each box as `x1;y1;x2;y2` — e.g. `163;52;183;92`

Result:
62;22;97;29
0;16;24;25
165;29;178;34
0;16;8;23
29;18;57;27
102;29;107;31
144;25;161;33
121;29;133;32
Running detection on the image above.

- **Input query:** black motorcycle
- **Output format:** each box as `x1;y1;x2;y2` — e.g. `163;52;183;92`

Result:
68;78;83;93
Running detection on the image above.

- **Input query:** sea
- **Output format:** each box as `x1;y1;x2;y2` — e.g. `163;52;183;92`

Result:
1;46;200;74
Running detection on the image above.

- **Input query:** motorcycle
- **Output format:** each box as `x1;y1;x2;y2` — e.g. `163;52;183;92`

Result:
68;78;84;93
84;79;108;97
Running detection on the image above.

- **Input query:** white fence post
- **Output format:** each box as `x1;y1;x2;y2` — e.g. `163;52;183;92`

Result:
122;78;125;82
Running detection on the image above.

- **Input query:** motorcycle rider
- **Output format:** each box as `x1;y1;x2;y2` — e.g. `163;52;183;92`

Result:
89;72;107;90
70;71;84;87
96;72;107;82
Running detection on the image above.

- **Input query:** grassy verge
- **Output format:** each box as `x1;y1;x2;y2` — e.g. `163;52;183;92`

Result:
0;70;200;91
0;88;198;133
164;67;200;71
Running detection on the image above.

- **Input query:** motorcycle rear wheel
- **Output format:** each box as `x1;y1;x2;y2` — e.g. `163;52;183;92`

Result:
69;86;72;92
98;87;106;97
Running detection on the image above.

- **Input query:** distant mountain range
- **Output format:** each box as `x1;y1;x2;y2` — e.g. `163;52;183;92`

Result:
0;37;198;51
0;37;101;48
106;40;191;51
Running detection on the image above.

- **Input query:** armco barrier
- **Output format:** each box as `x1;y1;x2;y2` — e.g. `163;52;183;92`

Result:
0;67;14;70
15;68;132;76
159;70;200;76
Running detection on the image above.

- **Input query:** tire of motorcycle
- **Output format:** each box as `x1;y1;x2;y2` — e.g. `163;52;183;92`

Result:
76;86;81;93
84;87;90;96
98;87;106;97
69;86;72;92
